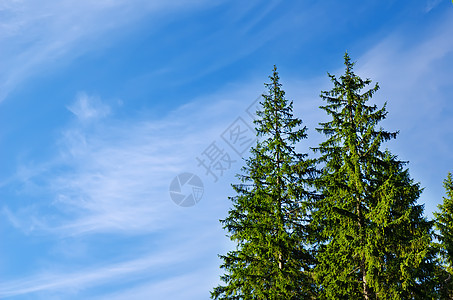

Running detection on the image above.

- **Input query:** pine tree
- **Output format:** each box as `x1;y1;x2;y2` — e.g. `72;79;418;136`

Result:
434;172;453;298
312;53;433;299
211;66;317;299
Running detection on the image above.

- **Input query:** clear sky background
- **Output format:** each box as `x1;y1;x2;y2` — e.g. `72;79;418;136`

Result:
1;1;452;299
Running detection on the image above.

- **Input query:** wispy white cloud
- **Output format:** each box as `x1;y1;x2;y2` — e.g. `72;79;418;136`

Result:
67;93;110;122
424;0;443;12
355;10;453;215
356;10;453;135
149;0;318;86
94;266;220;300
358;15;453;94
0;0;220;102
3;81;261;237
0;86;255;298
0;229;220;299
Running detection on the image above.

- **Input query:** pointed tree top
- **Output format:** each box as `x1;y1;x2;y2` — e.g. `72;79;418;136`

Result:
343;52;355;74
444;172;453;200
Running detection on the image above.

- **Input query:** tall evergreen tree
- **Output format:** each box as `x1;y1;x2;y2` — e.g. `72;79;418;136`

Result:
434;172;453;298
312;53;433;299
211;66;317;299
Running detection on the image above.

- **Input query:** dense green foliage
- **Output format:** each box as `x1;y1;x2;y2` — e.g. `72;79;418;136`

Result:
212;54;450;300
211;66;317;299
312;53;433;299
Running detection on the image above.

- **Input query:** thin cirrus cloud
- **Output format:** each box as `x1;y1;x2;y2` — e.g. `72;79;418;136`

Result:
0;86;255;298
94;266;219;300
0;0;220;102
0;229;218;298
24;98;194;235
3;84;259;237
66;93;111;122
355;10;453;214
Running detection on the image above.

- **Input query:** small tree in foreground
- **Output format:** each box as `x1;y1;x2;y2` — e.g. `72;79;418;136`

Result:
211;66;317;299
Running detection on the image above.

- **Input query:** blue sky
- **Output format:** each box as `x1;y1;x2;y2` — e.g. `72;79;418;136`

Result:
0;1;452;299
